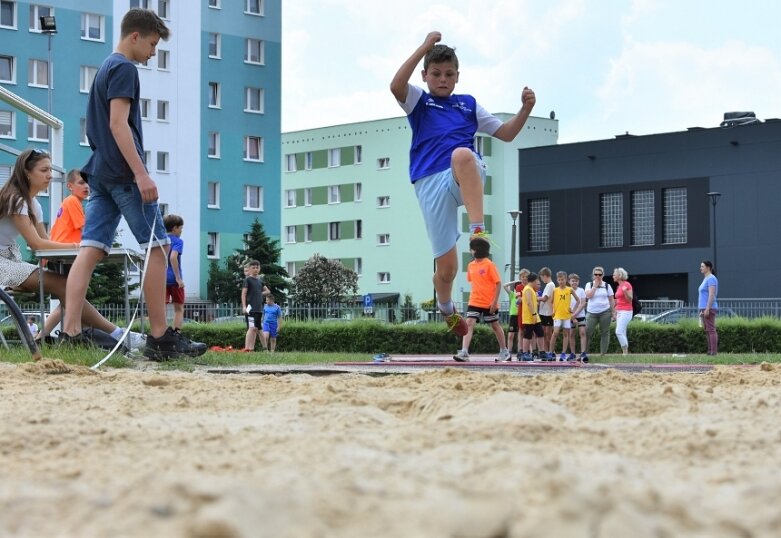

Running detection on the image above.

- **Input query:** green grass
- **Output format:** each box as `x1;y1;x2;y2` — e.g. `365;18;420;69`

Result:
2;344;780;371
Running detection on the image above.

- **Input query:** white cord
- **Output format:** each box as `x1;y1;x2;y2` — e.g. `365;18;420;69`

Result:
90;208;164;370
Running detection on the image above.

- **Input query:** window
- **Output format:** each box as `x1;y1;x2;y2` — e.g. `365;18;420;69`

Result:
474;136;485;155
208;32;221;58
1;0;16;28
158;0;170;19
0;54;14;83
600;192;623;248
245;38;264;64
245;0;263;15
244;185;263;211
28;59;49;87
207;232;219;258
631;189;655;246
80;65;97;93
286;262;296;278
304;152;312;170
158;203;168;216
329;222;341;241
130;0;151;8
140;98;150;120
207;181;219;208
284;154;296;172
81;13;104;41
207;132;220;158
304;189;312;206
663;187;688;245
354;183;362;202
27;117;48;141
304;224;312;242
377;195;390;208
244;87;263;113
378;272;391;284
0;109;14;138
328;185;340;204
377;233;390;246
354;145;362;164
156;151;169;172
527;198;550;252
285;189;296;208
208;0;220;7
285;226;296;244
156;100;169;121
378;157;390;169
143;150;151;165
208;81;220;108
79;117;88;145
356;219;362;239
29;4;53;32
328;148;340;168
0;165;12;186
157;50;169;70
244;136;263;161
355;258;362;276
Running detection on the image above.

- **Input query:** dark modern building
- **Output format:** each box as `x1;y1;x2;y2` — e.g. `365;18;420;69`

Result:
517;117;781;303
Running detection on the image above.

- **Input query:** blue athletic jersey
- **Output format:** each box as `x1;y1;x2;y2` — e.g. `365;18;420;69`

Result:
399;85;502;182
166;234;183;285
82;53;144;183
263;303;282;324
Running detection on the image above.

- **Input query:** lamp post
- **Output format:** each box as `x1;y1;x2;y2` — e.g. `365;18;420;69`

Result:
40;15;57;114
507;210;522;280
707;192;721;271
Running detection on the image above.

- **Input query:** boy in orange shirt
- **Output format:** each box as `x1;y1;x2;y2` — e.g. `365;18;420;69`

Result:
453;237;509;362
50;169;89;243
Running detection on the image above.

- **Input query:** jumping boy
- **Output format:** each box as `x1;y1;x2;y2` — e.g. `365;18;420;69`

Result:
242;260;270;352
61;8;205;359
391;31;535;337
453;237;509;362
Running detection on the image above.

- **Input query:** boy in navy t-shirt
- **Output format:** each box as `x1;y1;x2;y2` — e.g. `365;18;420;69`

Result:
61;9;205;360
390;31;536;338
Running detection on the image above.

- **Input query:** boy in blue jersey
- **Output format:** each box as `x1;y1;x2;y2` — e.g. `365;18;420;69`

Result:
390;31;536;336
61;8;205;360
262;294;283;353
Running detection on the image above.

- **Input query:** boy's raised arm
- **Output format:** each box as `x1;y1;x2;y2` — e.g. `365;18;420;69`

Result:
492;87;537;142
390;31;441;102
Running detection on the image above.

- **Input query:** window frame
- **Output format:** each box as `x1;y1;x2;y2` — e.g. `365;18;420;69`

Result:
284;225;296;244
0;54;15;84
377;157;390;169
285;189;296;208
156;99;169;122
377;233;390;246
284;153;296;172
243;136;263;162
27;116;49;141
208;32;221;59
0;109;15;139
328;148;340;168
328;185;340;204
245;38;265;65
244;86;263;113
377;195;390;208
139;98;151;120
207;181;220;208
208;81;221;108
28;58;49;88
79;65;97;93
78;117;88;145
0;0;17;30
207;131;220;159
28;4;54;33
244;0;263;16
377;272;391;284
329;221;341;241
156;151;169;173
81;12;105;42
157;49;170;71
157;0;170;20
207;232;219;258
243;184;263;211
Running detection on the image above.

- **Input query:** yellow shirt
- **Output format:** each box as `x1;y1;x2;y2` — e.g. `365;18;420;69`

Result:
553;286;574;320
521;284;540;324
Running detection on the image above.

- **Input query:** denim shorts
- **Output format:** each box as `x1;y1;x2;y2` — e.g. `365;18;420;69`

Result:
82;181;170;253
413;152;487;259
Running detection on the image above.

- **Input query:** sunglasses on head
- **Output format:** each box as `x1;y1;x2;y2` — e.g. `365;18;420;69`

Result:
25;147;49;164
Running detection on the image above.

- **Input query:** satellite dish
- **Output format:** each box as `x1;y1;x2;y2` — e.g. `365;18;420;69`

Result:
549;110;556;120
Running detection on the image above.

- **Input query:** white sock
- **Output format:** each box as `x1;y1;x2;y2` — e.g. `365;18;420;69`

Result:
437;300;454;315
110;327;124;340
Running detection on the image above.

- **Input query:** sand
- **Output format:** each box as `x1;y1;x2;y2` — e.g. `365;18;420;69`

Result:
1;359;781;538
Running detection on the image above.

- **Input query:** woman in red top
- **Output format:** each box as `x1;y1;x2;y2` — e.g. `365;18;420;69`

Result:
612;267;633;356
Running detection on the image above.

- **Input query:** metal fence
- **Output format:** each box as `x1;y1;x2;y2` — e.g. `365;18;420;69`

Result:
3;298;781;326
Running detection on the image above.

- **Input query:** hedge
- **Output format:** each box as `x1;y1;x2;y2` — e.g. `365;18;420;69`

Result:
4;317;779;355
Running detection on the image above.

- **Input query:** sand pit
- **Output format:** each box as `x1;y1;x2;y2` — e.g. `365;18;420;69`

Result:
1;361;781;537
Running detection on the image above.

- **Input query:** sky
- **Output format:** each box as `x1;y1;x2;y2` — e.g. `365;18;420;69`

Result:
281;0;781;144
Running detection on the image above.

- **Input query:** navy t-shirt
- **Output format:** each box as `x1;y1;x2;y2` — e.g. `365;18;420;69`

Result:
82;53;145;183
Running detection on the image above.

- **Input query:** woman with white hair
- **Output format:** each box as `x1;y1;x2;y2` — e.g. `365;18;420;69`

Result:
612;267;633;356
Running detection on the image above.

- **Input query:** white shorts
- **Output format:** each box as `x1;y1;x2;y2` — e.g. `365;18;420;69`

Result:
553;319;572;329
413;152;487;259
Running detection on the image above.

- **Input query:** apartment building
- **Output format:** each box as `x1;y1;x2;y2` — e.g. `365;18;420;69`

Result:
0;0;281;299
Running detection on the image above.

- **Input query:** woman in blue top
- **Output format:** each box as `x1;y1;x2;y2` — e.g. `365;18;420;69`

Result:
698;260;719;355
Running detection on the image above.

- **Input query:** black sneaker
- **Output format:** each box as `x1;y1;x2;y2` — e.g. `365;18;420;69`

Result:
57;331;93;347
173;328;208;354
144;327;208;361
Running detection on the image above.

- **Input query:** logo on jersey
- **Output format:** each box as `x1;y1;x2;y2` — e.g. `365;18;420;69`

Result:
424;98;445;110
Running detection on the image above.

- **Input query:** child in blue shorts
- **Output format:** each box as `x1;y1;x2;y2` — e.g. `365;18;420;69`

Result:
390;31;536;337
262;295;283;353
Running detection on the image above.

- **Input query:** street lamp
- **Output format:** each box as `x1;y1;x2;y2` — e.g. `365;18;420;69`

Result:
507;210;522;281
707;192;721;271
40;15;57;114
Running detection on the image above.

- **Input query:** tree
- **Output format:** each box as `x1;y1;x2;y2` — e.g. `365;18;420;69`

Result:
87;258;140;305
401;293;419;322
292;254;358;305
207;258;242;304
236;218;289;303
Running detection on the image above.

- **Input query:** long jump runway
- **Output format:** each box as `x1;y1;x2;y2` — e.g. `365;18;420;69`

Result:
205;355;722;377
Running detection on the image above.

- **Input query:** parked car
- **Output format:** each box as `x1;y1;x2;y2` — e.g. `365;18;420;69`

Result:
644;307;737;324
